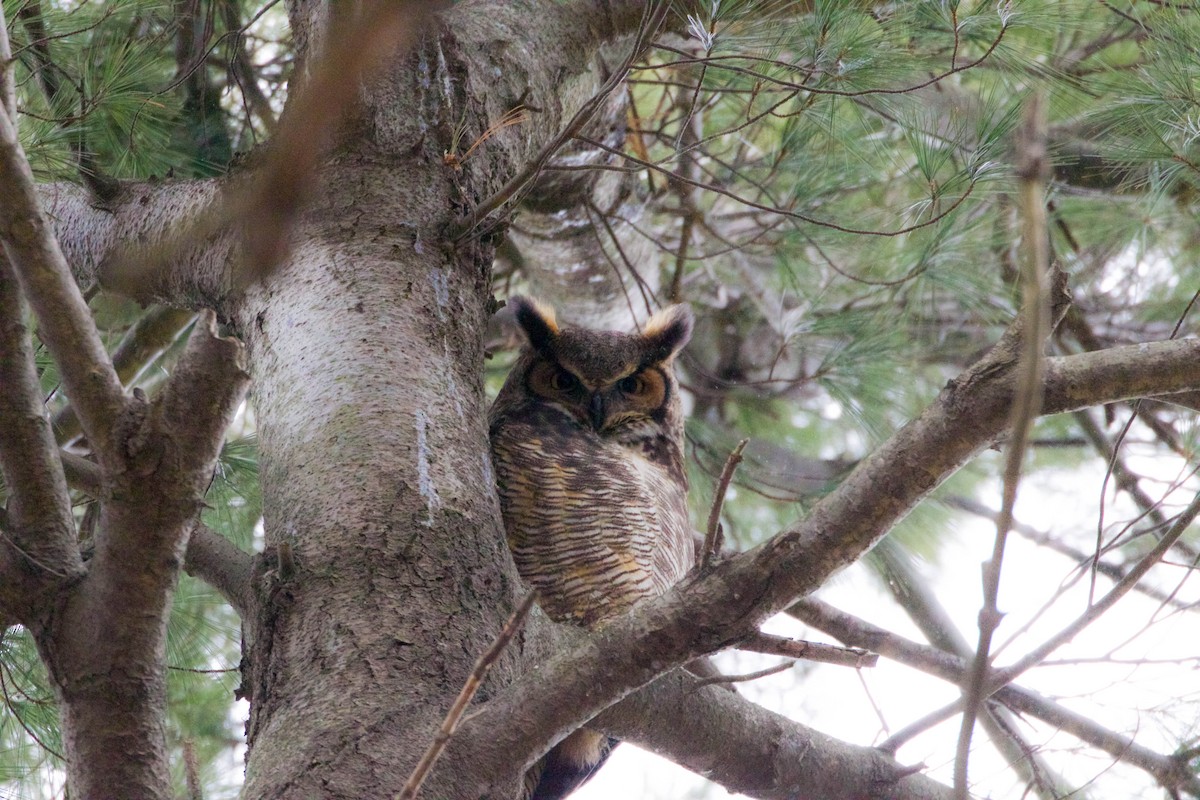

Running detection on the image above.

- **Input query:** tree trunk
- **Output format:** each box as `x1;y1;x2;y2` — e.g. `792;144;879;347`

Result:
226;3;655;795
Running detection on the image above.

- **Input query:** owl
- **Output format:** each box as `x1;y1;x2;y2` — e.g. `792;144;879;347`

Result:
488;296;695;800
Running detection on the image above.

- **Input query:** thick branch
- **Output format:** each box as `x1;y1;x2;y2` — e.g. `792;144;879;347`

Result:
58;446;256;620
48;313;248;799
0;101;127;466
152;311;249;488
53;307;196;445
183;522;254;620
601;670;957;800
0;253;82;615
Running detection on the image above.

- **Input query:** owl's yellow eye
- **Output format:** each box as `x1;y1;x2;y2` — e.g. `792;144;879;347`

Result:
617;374;644;395
528;361;583;399
551;369;580;392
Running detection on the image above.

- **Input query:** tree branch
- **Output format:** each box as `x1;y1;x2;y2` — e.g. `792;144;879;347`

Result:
58;433;256;621
53;307;196;445
40;178;230;307
0;1;14;120
0;246;82;617
47;312;248;797
872;539;1072;799
0;97;127;467
184;522;255;620
600;670;958;800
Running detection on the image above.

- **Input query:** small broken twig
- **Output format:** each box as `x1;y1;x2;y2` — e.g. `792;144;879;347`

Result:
737;631;878;668
700;438;748;571
396;591;537;800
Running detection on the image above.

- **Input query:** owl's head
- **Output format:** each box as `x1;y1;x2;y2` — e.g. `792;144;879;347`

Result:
496;296;693;435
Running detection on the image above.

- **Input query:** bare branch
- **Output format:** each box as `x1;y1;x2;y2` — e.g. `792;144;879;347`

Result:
53;307;196;445
83;309;248;626
0;250;82;602
988;490;1200;691
39;178;228;306
58;451;101;496
947;494;1193;610
597;669;960;800
736;631;877;668
0;96;127;467
700;437;747;571
219;0;277;133
152;310;249;481
956;94;1052;797
1041;339;1200;414
873;539;1073;799
691;659;794;687
50;313;248;797
183;523;254;620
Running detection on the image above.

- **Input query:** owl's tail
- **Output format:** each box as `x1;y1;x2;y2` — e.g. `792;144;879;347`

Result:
524;730;617;800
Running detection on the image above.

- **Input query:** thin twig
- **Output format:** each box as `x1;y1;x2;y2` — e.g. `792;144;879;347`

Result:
737;631;877;668
879;699;966;755
700;438;747;571
792;598;1200;795
575;133;980;238
693;660;794;688
396;591;537;800
954;93;1051;800
987;489;1200;692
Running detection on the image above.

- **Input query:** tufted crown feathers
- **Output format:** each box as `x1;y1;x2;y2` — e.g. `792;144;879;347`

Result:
509;296;693;371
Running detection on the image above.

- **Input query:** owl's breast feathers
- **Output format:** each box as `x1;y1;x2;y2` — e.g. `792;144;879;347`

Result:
489;403;693;628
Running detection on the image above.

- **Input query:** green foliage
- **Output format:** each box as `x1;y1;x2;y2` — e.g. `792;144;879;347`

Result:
0;628;63;798
4;0;284;181
653;0;1200;556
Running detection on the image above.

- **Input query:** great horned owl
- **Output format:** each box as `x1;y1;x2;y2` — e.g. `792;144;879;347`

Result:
488;296;694;800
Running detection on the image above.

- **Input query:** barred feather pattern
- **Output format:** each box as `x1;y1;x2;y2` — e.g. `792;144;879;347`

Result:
490;404;693;628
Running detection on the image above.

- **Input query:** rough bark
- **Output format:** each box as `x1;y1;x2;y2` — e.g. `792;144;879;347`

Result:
601;671;958;800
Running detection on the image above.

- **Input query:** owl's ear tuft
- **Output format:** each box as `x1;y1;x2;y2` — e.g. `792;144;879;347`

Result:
641;304;693;362
511;296;560;352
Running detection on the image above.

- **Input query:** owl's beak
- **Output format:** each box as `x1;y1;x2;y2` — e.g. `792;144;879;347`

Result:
588;392;606;431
